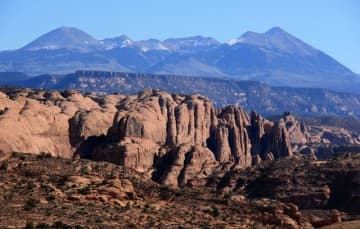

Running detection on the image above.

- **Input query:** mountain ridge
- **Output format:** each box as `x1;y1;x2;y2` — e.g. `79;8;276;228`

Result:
0;26;359;93
4;70;360;118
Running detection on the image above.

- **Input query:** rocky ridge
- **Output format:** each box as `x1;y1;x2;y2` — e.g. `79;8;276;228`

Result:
8;70;360;118
279;112;360;158
1;26;359;95
0;87;292;187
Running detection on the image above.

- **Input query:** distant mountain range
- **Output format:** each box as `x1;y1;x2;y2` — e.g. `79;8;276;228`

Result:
0;26;359;93
3;70;360;118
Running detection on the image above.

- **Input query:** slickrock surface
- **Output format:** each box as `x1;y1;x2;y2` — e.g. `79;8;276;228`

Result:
0;87;124;158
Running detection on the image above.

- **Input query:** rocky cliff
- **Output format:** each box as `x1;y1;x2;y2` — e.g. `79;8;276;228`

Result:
278;112;360;158
0;87;293;186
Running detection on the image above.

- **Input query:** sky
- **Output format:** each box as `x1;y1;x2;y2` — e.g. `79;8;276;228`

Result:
0;0;359;73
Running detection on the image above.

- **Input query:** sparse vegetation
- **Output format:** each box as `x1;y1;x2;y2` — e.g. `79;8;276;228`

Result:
223;192;232;199
35;223;51;229
0;152;359;228
0;107;8;115
0;161;8;170
52;221;70;229
204;206;219;217
23;198;39;211
36;152;52;159
77;186;91;195
24;221;34;229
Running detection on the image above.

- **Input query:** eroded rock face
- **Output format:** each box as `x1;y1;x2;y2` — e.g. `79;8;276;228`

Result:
213;153;360;217
249;111;292;160
87;89;293;186
281;112;308;144
0;87;293;186
0;88;123;158
279;112;360;156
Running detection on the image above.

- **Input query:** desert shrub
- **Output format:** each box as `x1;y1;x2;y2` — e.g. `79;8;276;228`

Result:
11;151;19;157
126;223;137;228
56;175;68;186
79;166;88;175
223;192;232;199
35;223;51;228
146;219;155;227
94;218;103;223
46;195;55;202
204;205;219;217
25;221;35;229
142;203;151;213
52;221;70;229
27;181;35;190
77;186;91;195
74;225;84;229
200;221;211;229
48;175;59;184
40;183;50;191
0;107;8;115
23;198;39;211
0;162;8;170
37;152;52;159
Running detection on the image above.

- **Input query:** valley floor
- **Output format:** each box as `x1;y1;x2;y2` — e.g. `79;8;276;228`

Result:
1;152;360;228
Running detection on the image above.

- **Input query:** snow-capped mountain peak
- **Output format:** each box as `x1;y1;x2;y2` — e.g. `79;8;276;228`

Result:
100;35;133;50
21;26;101;52
133;39;169;52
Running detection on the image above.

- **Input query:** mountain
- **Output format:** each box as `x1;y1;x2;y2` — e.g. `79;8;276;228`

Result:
163;36;220;53
0;26;359;93
21;26;102;52
228;27;315;55
100;35;133;50
6;70;360;118
217;27;356;87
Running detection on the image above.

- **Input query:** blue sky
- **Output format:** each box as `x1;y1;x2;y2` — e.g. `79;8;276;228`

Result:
0;0;359;73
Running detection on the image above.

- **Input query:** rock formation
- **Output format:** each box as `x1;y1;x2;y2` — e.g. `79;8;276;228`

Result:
280;112;360;157
87;89;293;186
0;87;123;158
249;111;292;162
213;153;360;216
0;87;293;186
